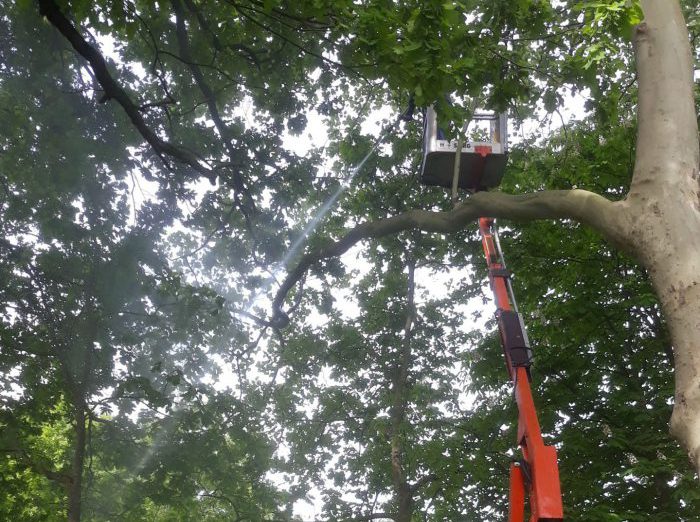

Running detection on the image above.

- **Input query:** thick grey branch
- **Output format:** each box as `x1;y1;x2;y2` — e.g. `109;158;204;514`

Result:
272;189;621;321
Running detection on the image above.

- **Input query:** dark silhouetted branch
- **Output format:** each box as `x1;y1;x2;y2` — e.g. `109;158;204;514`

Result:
38;0;216;182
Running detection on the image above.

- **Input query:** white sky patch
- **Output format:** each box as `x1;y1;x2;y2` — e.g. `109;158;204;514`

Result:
282;109;329;154
514;87;589;146
96;33;118;60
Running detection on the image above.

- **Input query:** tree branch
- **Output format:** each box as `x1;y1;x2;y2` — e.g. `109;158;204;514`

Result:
182;0;224;51
226;1;375;76
272;189;622;322
170;0;254;218
38;0;216;182
1;447;73;489
345;513;394;522
408;473;437;494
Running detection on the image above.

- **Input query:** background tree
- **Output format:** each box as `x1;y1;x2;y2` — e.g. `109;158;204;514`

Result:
1;2;293;519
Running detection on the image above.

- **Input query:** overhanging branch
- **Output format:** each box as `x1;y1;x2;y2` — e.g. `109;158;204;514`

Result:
271;189;622;323
38;0;216;182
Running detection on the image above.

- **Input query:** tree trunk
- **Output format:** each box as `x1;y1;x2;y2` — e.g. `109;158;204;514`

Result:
65;267;98;522
625;0;700;473
67;404;86;522
389;252;416;522
631;205;700;471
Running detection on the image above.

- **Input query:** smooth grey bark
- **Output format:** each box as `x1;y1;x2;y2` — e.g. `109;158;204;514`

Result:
275;0;700;474
623;0;700;472
272;189;626;315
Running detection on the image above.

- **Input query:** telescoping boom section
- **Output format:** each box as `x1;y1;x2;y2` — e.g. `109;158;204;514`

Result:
479;218;563;521
419;108;563;520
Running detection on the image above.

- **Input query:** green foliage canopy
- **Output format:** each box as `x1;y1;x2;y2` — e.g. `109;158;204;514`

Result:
0;0;698;520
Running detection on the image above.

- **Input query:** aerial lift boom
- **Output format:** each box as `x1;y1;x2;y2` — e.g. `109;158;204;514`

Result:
479;217;563;521
421;107;564;521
